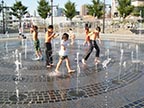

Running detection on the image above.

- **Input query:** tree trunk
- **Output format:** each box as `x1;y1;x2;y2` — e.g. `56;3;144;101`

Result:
19;18;22;28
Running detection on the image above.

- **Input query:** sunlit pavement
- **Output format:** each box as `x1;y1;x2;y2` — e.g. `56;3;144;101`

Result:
0;34;144;108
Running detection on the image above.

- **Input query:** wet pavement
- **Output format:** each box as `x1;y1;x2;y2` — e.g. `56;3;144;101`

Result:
0;34;144;108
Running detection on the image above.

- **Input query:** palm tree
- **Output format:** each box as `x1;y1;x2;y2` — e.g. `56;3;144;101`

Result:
63;0;76;21
10;1;28;28
87;0;103;18
117;0;134;19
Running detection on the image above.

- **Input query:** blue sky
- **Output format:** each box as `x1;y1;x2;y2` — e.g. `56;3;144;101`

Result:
4;0;111;15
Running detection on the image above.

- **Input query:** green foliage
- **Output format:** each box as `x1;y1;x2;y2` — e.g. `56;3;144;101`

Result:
10;1;28;19
87;0;103;18
117;0;134;18
10;1;28;27
133;6;144;18
63;0;76;21
37;0;50;19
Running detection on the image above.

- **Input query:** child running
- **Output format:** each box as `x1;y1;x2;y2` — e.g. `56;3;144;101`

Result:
82;26;102;65
50;33;75;76
31;25;43;60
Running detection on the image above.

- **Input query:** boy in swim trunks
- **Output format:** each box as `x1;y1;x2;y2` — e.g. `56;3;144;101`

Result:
32;25;43;60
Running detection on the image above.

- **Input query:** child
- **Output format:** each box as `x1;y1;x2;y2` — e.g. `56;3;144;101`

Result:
83;26;90;46
69;28;76;45
51;33;75;76
32;25;43;60
45;25;58;68
83;23;92;46
82;26;102;65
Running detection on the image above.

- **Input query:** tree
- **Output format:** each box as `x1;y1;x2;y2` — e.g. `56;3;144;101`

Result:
87;0;103;18
63;0;76;21
37;0;50;19
133;6;144;18
10;1;28;28
117;0;134;18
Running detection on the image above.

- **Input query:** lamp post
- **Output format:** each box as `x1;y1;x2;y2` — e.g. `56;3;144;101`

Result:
50;0;53;25
139;10;142;36
102;0;105;33
1;0;5;34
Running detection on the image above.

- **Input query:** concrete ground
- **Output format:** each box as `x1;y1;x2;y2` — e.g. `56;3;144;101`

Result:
0;33;144;108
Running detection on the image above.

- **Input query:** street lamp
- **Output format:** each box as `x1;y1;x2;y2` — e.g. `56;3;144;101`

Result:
102;0;105;33
50;0;58;25
50;0;53;25
1;0;5;34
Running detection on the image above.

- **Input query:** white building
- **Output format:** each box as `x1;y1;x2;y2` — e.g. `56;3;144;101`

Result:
111;0;119;17
131;0;144;6
80;4;88;16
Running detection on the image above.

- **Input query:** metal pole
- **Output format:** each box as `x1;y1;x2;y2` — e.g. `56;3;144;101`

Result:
51;0;53;25
2;0;5;34
102;0;105;33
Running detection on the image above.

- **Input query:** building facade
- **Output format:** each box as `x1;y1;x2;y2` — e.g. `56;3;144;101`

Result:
131;0;144;6
80;4;88;16
111;0;119;17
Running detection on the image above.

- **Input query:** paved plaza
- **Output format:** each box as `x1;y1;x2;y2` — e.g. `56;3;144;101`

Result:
0;33;144;108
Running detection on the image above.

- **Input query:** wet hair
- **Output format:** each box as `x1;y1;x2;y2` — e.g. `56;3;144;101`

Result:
48;25;53;29
33;25;38;30
85;23;89;28
62;33;69;40
85;27;89;31
69;28;72;31
85;23;91;29
96;26;101;32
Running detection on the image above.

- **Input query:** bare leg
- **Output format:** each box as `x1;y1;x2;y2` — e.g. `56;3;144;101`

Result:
55;59;63;72
35;51;39;58
39;49;42;56
95;57;100;63
65;58;75;73
38;49;43;58
71;39;74;45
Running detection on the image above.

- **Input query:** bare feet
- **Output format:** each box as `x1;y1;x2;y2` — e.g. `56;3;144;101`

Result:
68;69;75;73
55;69;60;73
94;59;100;65
82;59;86;65
46;65;51;68
49;70;61;76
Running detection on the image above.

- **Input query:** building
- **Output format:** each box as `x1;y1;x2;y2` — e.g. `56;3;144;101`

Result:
111;0;119;17
131;0;144;7
54;8;63;17
80;4;88;16
0;5;13;32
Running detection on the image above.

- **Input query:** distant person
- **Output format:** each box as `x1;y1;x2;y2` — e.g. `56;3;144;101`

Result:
50;33;75;76
30;25;34;33
18;26;26;39
45;25;59;68
82;26;102;65
83;25;90;46
69;28;76;45
31;25;43;60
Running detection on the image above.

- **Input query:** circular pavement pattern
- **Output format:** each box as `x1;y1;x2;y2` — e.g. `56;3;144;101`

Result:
0;39;144;107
